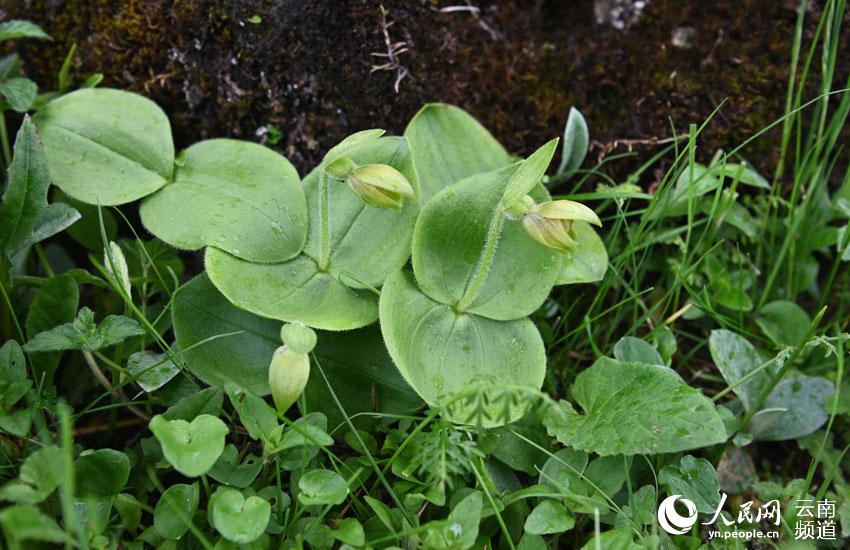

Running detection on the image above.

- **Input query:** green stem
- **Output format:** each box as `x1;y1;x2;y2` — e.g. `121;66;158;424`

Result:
34;243;54;277
455;208;506;312
318;171;331;270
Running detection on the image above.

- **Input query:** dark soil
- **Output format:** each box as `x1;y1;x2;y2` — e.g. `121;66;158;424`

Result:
2;0;848;181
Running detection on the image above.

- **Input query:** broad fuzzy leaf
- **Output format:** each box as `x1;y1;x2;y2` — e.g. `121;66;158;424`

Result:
141;139;307;262
412;164;562;320
544;358;727;455
379;270;546;426
23;307;143;352
404;103;511;201
34;88;174;205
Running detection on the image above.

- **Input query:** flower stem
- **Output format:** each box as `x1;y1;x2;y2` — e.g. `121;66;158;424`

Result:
456;208;505;312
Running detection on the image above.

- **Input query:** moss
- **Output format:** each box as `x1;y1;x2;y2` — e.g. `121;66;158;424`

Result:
3;0;846;183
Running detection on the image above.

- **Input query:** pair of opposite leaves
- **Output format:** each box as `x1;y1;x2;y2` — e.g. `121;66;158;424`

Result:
35;89;606;424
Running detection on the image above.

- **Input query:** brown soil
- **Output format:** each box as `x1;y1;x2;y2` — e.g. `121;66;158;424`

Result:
2;0;847;180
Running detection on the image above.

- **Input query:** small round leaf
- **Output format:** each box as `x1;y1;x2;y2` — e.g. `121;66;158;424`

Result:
298;470;349;506
209;488;270;544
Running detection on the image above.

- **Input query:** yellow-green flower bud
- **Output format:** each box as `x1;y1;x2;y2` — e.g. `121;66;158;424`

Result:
346;164;414;211
522;200;601;255
103;241;132;298
268;345;310;415
280;322;316;355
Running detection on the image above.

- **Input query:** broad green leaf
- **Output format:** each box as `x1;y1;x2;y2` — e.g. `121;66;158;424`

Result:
712;162;770;189
0;340;28;412
127;351;180;392
171;274;278;395
0;54;20;80
209;488;270;544
422;491;482;549
652;163;720;218
25;273;79;382
18;202;80;254
333;517;365;546
524;500;575;535
228;386;278;442
658;455;721;514
0;505;72;546
544;358;727;455
538;448;589;491
556;222;608;284
154;483;199;540
379;270;546;426
708;329;775;411
0;409;30;437
303;135;419;288
149;414;228;477
305;325;423;430
141;139;307;262
502;139;559;206
208;444;263;488
404;103;511;201
412;165;561;320
206;248;378;330
579;529;643;550
748;374;833;441
163;386;223;421
23;307;143;352
0;20;50;41
75;449;129;497
613;336;664;366
756;300;811;349
557;107;589;176
34;88;174;205
0;445;63;504
298;469;349;506
0;77;37;112
269;412;333;453
0;117;50;257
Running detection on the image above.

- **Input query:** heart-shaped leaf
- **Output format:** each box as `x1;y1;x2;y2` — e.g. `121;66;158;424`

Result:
172;274;279;395
154;483;198;540
404;103;511;202
149;414;228;477
75;449;129;497
544;358;727;455
379;270;546;426
298;469;349;506
209;488;270;544
140;139;307;262
412;164;561;320
556;222;608;285
33;88;174;205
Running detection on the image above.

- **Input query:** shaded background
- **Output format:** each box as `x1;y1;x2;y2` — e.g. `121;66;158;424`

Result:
2;0;848;178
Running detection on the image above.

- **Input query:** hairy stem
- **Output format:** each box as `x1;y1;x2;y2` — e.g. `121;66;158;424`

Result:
455;208;506;312
318;171;331;270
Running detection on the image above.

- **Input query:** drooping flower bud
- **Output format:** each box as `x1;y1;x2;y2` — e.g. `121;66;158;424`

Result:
346;164;414;211
103;241;132;298
522;200;601;255
280;321;317;355
268;346;310;416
